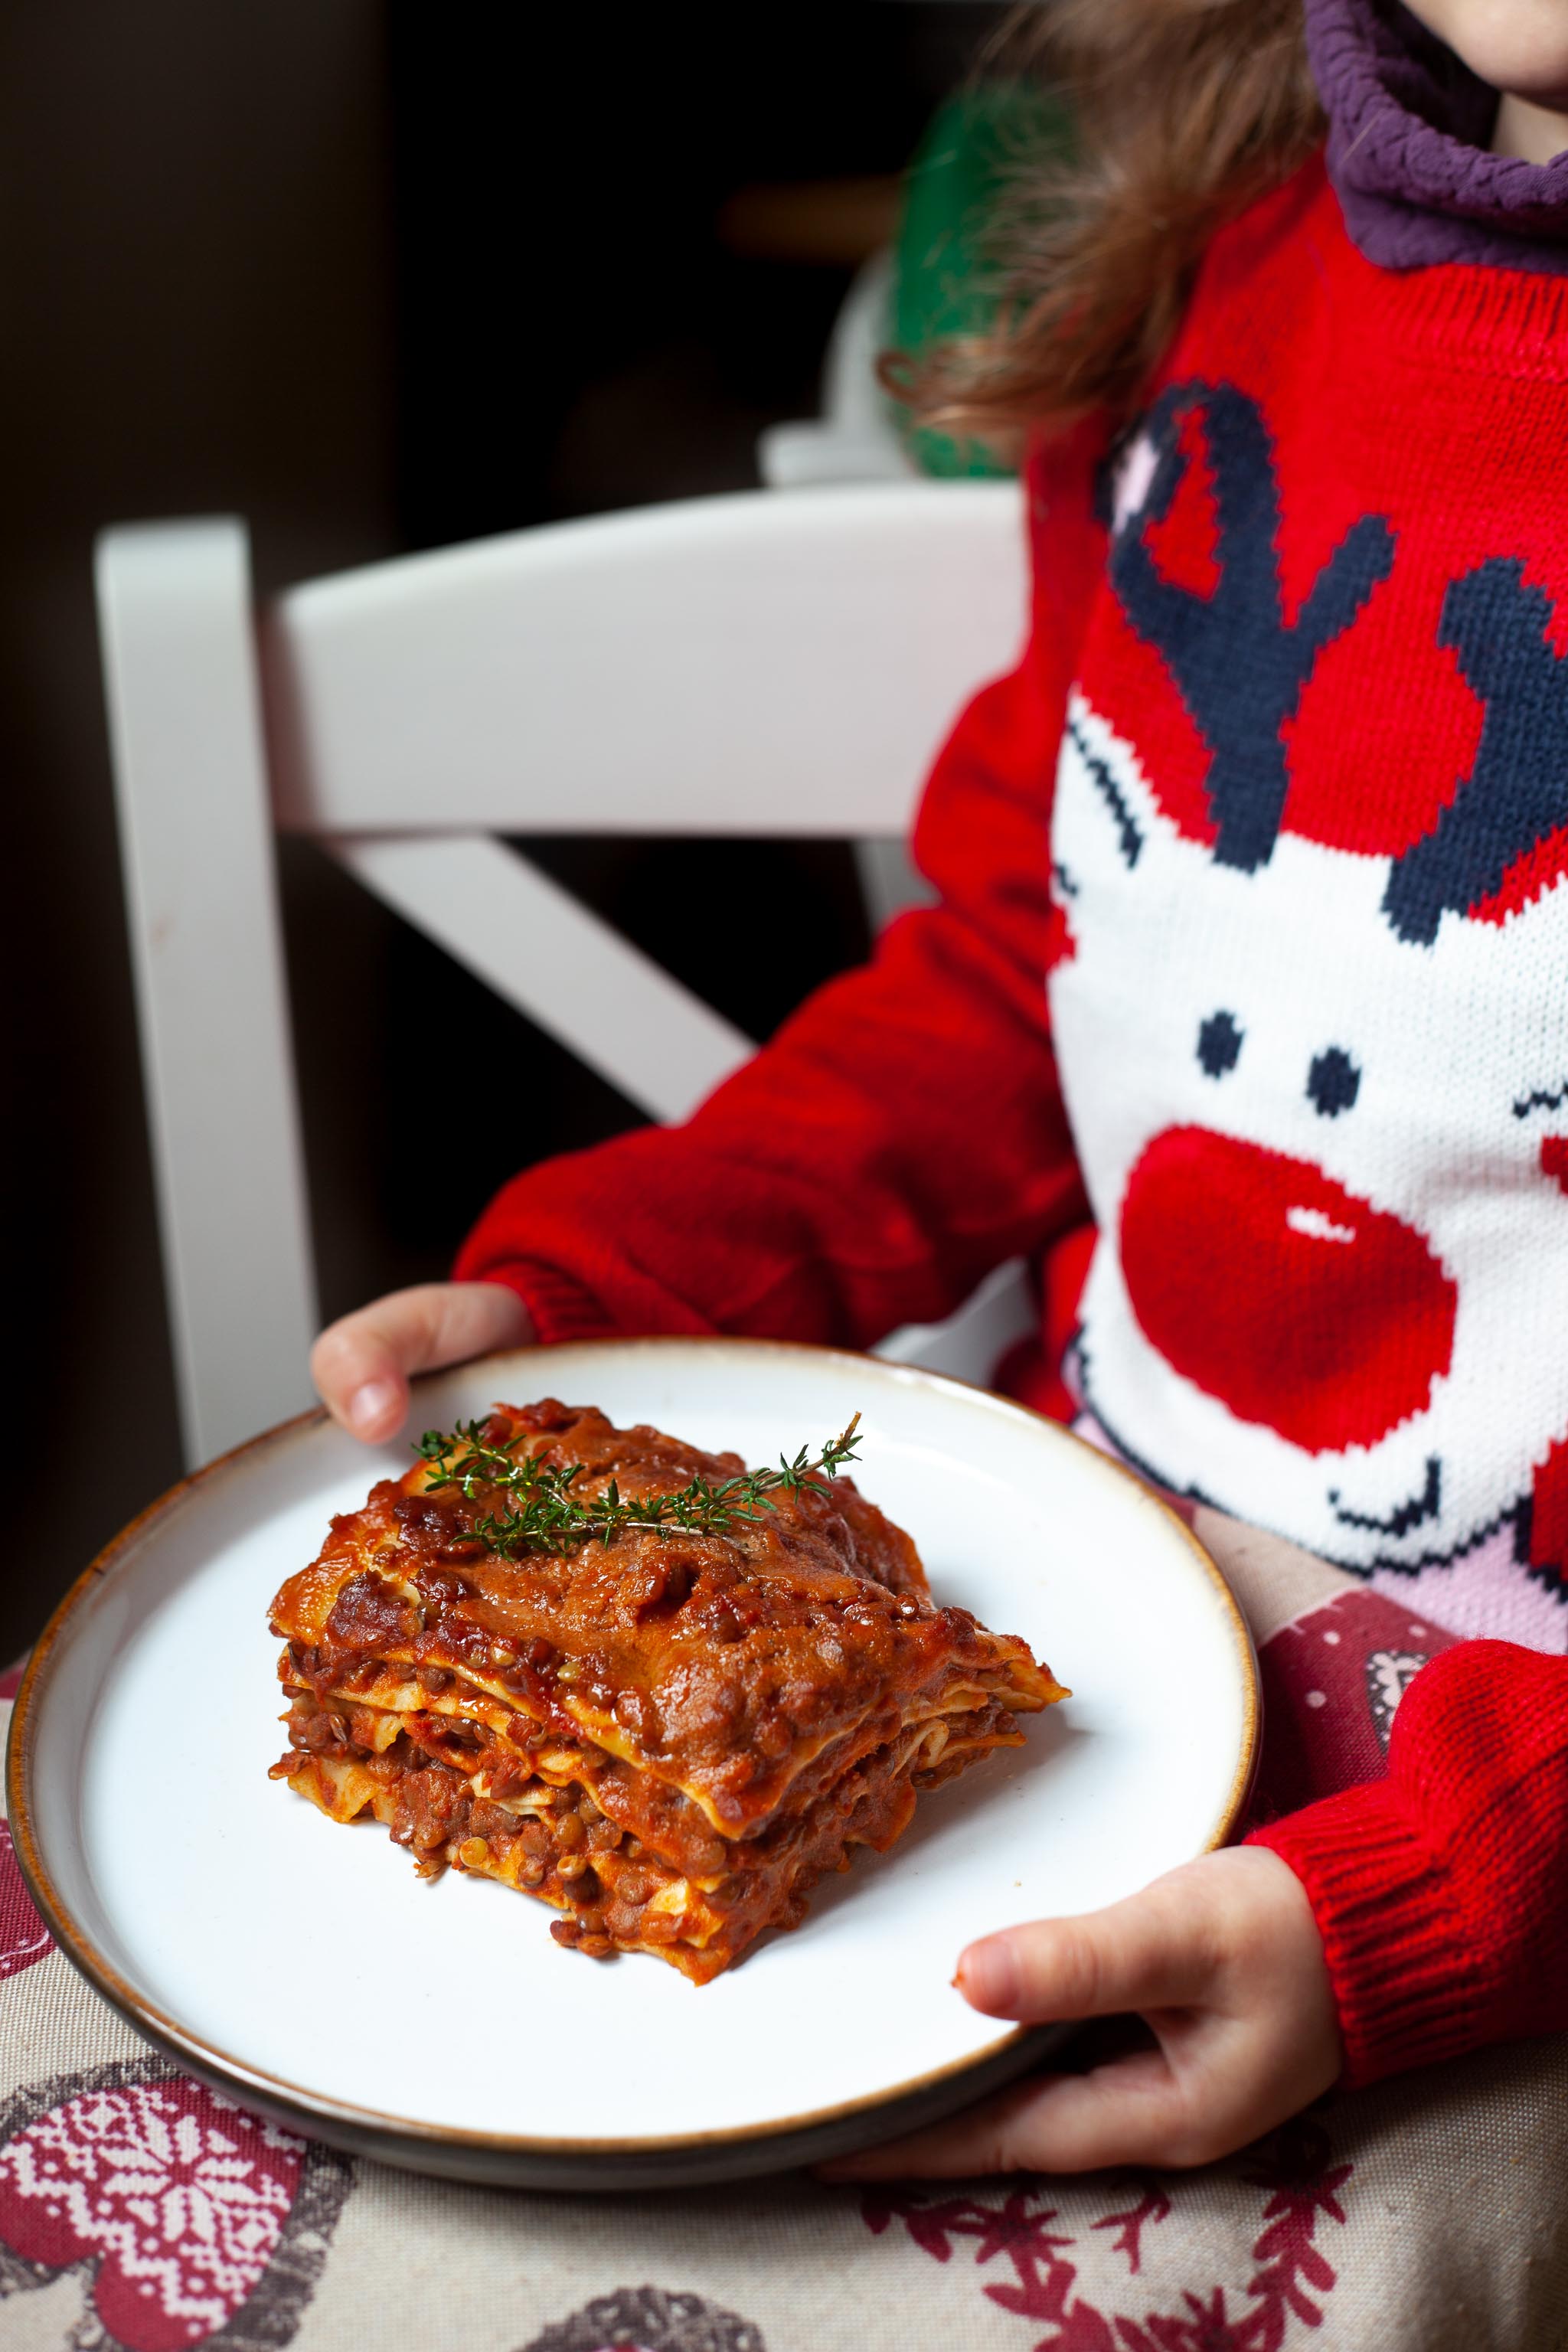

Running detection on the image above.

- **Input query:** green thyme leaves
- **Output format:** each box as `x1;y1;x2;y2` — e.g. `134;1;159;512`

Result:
413;1413;862;1560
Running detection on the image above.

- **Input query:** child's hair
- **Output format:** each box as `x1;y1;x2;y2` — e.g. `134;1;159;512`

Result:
900;0;1322;443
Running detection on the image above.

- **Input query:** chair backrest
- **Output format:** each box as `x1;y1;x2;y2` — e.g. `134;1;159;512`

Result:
96;482;1028;1465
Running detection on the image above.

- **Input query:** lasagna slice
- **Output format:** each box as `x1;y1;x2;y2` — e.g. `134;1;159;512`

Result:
269;1399;1066;1983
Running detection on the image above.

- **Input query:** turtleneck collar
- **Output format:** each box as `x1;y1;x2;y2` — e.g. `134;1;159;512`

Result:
1305;0;1568;271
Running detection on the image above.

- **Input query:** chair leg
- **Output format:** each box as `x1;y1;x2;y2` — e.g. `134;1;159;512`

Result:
97;519;318;1465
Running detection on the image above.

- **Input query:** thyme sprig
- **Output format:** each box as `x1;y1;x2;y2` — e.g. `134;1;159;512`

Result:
413;1412;862;1559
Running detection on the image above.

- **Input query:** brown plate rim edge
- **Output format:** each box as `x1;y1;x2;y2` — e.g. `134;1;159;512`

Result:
7;1334;1259;2163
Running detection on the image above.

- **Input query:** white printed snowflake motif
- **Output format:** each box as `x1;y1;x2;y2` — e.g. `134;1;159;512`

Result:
0;2079;302;2350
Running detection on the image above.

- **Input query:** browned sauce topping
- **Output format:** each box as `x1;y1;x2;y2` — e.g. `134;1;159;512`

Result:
322;1571;420;1655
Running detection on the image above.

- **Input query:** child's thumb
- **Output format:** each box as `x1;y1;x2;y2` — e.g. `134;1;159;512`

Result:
956;1887;1207;2024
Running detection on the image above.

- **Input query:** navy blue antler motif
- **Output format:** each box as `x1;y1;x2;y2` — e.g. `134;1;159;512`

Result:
1109;382;1395;871
1383;558;1568;946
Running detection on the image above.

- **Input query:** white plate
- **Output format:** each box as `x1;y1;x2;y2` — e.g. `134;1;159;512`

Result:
9;1340;1256;2188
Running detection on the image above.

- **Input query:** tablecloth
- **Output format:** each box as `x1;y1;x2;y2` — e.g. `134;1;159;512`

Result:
2;1518;1566;2352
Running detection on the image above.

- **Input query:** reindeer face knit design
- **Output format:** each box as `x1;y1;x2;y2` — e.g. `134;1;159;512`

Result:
1046;162;1568;1645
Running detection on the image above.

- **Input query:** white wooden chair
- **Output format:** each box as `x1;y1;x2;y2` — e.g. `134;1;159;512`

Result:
96;483;1035;1468
756;252;911;493
758;253;939;939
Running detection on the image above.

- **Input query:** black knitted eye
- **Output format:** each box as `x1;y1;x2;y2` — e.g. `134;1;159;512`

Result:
1197;1011;1243;1077
1308;1047;1361;1117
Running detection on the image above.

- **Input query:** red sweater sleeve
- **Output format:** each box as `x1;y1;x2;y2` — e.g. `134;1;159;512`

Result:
1248;1639;1568;2086
455;428;1108;1345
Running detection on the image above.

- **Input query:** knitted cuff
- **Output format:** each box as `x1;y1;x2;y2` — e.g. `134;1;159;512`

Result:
1246;1780;1469;2089
479;1263;622;1346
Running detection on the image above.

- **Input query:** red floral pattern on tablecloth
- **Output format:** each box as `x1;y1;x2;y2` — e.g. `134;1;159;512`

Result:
0;1658;51;1981
0;1822;52;1981
862;2115;1351;2350
0;2061;353;2351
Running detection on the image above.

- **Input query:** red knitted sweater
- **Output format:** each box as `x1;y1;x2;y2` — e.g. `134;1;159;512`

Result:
456;156;1568;2088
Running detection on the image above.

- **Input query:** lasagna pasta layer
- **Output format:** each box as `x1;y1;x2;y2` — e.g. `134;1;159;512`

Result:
270;1399;1066;1978
270;1688;1004;1981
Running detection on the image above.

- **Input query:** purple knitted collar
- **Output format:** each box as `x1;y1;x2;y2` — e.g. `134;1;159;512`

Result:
1305;0;1568;270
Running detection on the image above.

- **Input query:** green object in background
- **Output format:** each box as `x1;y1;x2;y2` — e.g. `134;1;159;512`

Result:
889;80;1073;479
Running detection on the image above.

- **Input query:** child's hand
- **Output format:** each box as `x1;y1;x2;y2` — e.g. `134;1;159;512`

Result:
311;1282;534;1442
823;1847;1338;2178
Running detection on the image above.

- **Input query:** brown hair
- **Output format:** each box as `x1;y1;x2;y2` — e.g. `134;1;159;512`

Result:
899;0;1322;445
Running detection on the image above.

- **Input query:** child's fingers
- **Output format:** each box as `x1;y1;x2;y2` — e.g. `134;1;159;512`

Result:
957;1876;1213;2025
310;1282;532;1440
822;2048;1215;2179
826;1856;1338;2184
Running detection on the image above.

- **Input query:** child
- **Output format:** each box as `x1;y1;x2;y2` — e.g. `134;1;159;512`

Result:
311;0;1568;2174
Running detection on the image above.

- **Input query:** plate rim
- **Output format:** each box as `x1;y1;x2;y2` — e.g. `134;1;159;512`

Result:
7;1334;1259;2166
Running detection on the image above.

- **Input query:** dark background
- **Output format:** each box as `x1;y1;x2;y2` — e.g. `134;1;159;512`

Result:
2;2;1004;1658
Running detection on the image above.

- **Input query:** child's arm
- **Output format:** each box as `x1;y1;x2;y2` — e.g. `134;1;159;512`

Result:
1249;1639;1568;2086
310;647;1085;1432
831;1637;1568;2176
447;659;1089;1357
440;428;1108;1363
